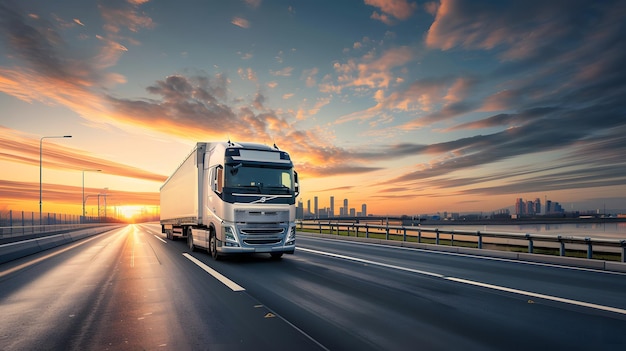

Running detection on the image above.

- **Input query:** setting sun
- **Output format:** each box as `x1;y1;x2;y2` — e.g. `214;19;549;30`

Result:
118;206;145;221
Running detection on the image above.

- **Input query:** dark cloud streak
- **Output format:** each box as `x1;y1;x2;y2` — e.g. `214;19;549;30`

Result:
363;0;626;200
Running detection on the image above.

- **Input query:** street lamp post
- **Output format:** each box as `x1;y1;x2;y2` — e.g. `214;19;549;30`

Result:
82;169;101;223
39;135;72;225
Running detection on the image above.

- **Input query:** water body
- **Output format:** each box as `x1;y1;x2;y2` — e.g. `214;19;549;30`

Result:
425;222;626;240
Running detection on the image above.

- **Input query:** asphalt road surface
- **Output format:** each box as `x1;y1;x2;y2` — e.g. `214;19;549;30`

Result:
1;223;625;350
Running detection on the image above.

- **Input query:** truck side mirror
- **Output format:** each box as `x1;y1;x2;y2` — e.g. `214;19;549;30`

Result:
214;166;223;194
294;171;299;197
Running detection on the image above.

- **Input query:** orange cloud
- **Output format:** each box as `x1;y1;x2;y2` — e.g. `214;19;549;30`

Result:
0;127;167;183
338;76;479;133
99;0;155;33
479;89;519;112
325;46;413;98
365;0;417;21
231;17;251;29
0;179;159;209
424;0;591;62
270;66;294;77
0;6;388;183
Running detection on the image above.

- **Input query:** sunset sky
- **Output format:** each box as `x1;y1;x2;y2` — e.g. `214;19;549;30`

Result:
1;0;625;218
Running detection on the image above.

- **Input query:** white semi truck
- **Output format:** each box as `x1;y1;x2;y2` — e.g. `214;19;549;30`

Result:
160;141;299;259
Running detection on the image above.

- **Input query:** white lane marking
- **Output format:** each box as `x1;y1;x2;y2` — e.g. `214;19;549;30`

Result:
182;253;245;292
153;235;167;243
300;235;626;276
298;247;444;278
446;277;626;316
183;253;328;350
297;247;626;316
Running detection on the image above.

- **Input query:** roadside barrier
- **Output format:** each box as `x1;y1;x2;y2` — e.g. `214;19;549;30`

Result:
298;220;626;263
0;224;122;264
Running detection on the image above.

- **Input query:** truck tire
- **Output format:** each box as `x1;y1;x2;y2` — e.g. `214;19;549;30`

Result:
209;232;221;261
187;227;196;252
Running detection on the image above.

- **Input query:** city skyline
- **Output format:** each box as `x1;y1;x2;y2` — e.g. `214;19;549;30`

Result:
1;1;625;218
300;196;368;218
299;194;625;219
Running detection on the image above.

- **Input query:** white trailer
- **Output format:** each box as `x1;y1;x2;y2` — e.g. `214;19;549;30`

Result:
160;141;299;259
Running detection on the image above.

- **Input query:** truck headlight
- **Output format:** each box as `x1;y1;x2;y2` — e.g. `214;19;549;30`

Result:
224;226;240;247
285;226;296;246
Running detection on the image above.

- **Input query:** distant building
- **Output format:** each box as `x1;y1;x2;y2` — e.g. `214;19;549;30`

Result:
302;196;371;218
318;208;329;218
516;197;561;216
553;202;563;214
534;198;542;214
296;201;304;219
307;199;311;217
515;198;525;215
493;208;511;219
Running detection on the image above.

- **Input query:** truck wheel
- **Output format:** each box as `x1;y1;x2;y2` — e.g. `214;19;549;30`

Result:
210;233;221;261
187;227;196;252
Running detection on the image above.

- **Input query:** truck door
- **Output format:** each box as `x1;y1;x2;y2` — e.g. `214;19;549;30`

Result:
207;165;223;216
207;167;216;214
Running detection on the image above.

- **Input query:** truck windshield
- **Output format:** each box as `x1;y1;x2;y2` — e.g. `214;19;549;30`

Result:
224;164;293;195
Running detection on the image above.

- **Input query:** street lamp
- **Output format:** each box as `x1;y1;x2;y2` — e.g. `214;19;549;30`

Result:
39;135;72;225
82;169;101;222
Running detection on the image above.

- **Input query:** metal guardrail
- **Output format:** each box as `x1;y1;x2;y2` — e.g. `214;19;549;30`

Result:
0;223;116;240
0;224;124;264
298;220;626;263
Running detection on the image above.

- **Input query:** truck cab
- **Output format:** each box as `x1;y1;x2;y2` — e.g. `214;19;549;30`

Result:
203;142;298;259
161;141;299;260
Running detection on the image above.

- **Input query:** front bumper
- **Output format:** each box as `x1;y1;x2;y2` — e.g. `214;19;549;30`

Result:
217;241;295;254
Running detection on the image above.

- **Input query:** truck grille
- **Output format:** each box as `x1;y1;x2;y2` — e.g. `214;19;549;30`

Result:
243;239;282;245
235;209;289;247
240;228;284;235
235;209;289;223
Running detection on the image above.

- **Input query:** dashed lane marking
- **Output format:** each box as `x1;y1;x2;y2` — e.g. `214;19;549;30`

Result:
298;247;626;316
182;253;245;292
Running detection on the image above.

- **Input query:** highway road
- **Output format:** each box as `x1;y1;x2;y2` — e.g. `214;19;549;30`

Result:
1;224;625;350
